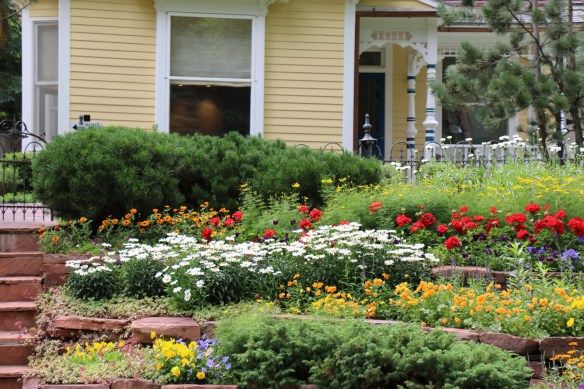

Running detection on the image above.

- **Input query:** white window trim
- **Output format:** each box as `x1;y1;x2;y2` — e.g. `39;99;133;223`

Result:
154;1;266;135
343;0;357;151
22;12;59;150
58;0;70;135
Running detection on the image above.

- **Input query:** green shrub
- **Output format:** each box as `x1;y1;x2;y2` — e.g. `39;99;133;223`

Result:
215;314;531;388
32;127;381;222
66;264;120;300
120;259;165;298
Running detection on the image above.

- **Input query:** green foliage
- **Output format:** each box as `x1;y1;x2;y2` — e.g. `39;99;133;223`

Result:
66;265;120;300
120;258;165;298
0;0;21;119
215;314;531;388
32;127;381;223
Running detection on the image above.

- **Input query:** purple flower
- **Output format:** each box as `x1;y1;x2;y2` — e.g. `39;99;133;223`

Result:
206;358;215;368
579;236;584;243
562;249;580;261
527;246;536;255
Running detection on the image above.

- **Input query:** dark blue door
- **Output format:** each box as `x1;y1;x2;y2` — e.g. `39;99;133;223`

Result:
358;73;385;158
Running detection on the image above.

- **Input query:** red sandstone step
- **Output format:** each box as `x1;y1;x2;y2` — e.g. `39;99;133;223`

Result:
0;302;37;331
0;252;43;277
0;277;42;302
0;227;40;253
0;365;29;389
0;331;35;365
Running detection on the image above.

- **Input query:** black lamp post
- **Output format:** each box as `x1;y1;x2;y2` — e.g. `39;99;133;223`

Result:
358;113;377;158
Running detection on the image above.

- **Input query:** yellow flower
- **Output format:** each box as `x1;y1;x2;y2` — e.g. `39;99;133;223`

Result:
150;331;157;339
567;317;575;328
171;366;181;377
291;182;300;188
196;371;206;380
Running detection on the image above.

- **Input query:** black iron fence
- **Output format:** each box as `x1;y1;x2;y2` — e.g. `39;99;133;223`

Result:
0;120;52;222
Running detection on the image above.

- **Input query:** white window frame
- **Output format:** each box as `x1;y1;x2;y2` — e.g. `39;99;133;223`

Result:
154;1;266;135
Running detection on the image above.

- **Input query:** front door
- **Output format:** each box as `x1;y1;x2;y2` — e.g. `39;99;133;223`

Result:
358;73;385;157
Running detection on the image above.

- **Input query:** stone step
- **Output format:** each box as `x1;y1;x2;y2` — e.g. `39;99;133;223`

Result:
0;331;35;365
0;277;42;302
0;252;43;277
0;226;40;253
0;365;29;389
0;302;37;331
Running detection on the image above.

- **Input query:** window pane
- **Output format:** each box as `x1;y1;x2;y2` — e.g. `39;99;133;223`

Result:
441;57;506;143
171;17;252;79
169;84;250;136
37;24;58;83
36;85;58;141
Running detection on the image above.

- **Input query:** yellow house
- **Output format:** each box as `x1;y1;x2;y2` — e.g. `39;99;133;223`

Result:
19;0;519;156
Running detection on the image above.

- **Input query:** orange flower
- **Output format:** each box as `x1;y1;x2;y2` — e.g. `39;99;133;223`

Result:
52;236;60;244
79;217;88;223
130;208;138;214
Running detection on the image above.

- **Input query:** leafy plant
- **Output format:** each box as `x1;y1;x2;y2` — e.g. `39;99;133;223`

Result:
65;261;121;300
120;258;165;298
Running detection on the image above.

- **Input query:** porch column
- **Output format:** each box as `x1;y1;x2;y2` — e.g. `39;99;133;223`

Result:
406;51;418;159
423;19;439;148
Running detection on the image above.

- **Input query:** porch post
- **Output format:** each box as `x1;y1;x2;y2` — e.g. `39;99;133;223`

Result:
406;50;418;160
423;19;439;149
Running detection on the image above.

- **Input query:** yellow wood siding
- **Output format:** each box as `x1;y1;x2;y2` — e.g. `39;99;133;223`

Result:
359;0;435;11
264;0;345;148
69;0;156;129
29;0;58;18
391;45;428;151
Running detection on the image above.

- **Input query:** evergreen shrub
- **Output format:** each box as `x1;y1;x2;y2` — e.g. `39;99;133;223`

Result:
215;315;531;389
32;127;381;222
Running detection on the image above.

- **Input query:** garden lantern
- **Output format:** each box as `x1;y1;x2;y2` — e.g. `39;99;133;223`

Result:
358;113;377;158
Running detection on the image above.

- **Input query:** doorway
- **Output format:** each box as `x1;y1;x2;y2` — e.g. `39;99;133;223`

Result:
358;73;385;157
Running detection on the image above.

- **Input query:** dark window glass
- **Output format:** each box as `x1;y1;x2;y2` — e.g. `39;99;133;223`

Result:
169;84;250;136
442;57;507;143
359;51;382;67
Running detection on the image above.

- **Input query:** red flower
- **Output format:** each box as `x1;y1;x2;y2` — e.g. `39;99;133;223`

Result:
369;201;383;213
525;203;541;214
223;218;235;227
338;220;350;225
410;221;425;233
209;217;221;227
420;212;437;227
436;224;448;234
568;217;584;237
396;214;412;227
533;215;564;235
505;213;527;226
490;207;498;214
473;215;485;222
485;218;500;234
309;208;323;221
554;209;567;220
297;204;309;214
263;229;277;239
444;236;462;250
459;205;469;213
201;227;213;241
299;218;312;230
516;229;530;240
450;216;478;234
232;211;244;222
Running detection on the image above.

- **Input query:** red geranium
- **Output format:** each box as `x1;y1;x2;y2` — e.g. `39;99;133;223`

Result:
232;211;244;221
369;201;383;213
209;217;221;227
568;217;584;237
554;209;567;220
525;203;541;214
337;220;350;225
473;215;485;222
533;215;564;234
490;207;498;214
297;204;309;214
485;218;500;234
420;212;437;227
436;224;448;234
444;236;462;250
450;216;478;234
201;227;213;241
459;205;469;213
263;229;277;239
505;213;527;226
223;217;235;227
396;214;412;227
410;221;425;233
517;229;530;240
299;218;312;230
309;208;323;221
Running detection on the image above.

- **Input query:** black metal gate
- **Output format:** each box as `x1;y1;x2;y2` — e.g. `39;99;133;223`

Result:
0;120;52;222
